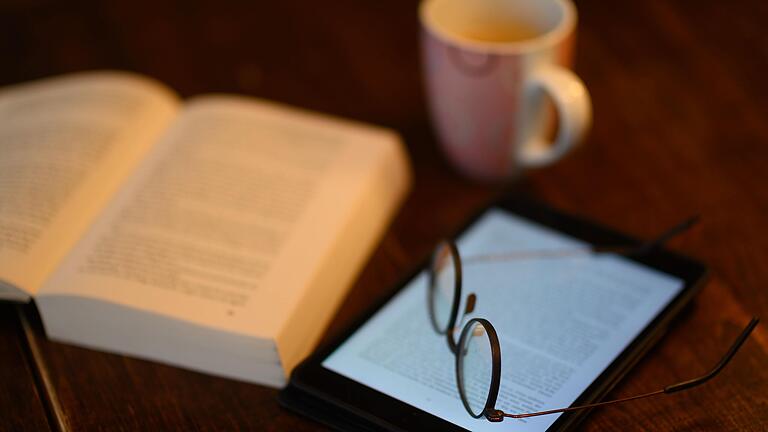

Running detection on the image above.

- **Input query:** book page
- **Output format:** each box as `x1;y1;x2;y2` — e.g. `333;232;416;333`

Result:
324;210;684;431
38;96;409;342
0;72;179;298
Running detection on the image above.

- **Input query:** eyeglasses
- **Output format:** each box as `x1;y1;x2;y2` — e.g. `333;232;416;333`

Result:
427;217;759;423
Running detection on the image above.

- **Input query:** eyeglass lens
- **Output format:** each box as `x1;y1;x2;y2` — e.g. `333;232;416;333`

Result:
457;320;494;418
429;241;458;334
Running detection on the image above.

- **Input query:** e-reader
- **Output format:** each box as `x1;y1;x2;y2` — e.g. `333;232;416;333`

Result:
280;198;707;431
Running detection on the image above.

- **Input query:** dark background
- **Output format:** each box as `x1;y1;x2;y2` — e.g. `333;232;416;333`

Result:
1;0;767;430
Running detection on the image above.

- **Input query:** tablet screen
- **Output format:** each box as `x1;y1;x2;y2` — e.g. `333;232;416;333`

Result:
323;209;684;431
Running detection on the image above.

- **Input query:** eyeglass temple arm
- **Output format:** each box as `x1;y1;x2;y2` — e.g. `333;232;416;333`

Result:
592;215;700;256
462;216;700;265
495;317;759;421
664;316;758;393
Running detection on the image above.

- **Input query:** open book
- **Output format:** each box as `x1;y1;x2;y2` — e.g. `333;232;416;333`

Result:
0;71;411;387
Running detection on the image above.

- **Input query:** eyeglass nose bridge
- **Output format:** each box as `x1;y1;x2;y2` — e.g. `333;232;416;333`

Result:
446;292;478;354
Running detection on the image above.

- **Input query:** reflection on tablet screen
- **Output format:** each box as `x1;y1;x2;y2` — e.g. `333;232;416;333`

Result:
323;209;683;431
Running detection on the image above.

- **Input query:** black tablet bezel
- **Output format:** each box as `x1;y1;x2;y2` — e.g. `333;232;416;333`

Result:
284;197;708;431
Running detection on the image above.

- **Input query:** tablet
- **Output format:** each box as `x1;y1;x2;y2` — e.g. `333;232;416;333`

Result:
281;198;707;431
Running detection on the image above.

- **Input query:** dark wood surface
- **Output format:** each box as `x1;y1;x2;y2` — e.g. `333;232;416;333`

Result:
0;304;51;431
2;0;767;430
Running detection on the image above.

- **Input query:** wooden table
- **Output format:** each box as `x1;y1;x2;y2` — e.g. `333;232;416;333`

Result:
2;0;767;430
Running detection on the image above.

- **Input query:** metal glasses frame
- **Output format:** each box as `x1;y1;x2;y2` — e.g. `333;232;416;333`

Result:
428;218;760;423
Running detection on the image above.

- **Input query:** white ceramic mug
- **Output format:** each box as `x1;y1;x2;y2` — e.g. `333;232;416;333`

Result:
420;0;592;181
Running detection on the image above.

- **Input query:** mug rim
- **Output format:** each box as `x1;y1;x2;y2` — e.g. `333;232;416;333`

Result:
419;0;576;55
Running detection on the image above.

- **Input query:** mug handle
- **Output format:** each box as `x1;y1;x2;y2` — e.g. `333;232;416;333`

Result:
517;65;592;168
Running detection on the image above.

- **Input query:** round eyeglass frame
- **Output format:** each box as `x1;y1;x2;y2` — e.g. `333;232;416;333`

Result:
427;230;759;424
455;317;503;419
427;241;463;343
